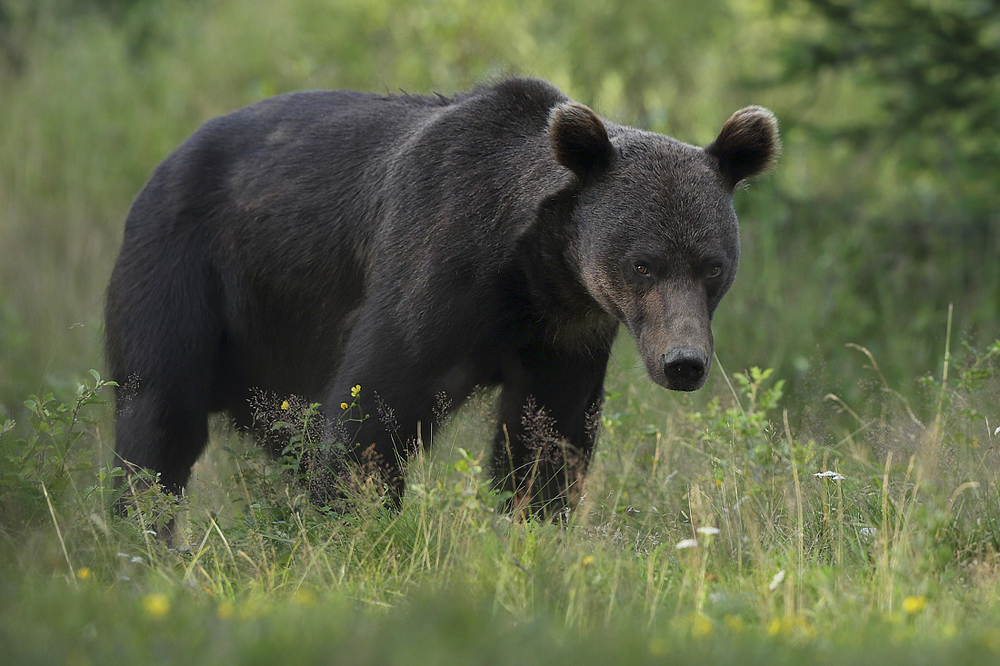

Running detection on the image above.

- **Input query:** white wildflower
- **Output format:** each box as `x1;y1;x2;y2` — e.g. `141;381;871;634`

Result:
696;526;720;536
814;470;846;481
676;538;699;550
769;569;786;591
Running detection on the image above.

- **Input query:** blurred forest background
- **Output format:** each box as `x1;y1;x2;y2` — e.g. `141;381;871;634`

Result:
0;0;997;421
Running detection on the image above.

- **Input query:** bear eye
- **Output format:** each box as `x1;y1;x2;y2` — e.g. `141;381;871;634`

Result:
634;263;652;278
706;265;723;279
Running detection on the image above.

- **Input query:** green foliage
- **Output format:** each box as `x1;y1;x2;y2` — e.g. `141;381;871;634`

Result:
694;367;787;476
772;0;1000;175
0;340;998;661
0;370;116;528
739;0;1000;396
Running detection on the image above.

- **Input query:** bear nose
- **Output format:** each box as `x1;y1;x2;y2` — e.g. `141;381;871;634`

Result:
662;347;708;392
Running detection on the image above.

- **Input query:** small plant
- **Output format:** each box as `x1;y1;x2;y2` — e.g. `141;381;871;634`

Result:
272;398;326;473
116;468;183;539
688;366;787;487
0;370;116;527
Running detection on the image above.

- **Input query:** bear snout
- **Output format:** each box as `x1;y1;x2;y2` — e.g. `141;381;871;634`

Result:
661;347;710;392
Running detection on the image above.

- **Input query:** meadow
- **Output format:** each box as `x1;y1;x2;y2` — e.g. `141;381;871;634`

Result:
3;335;1000;664
2;0;999;663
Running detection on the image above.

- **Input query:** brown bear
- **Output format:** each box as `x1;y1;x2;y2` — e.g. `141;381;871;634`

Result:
105;78;778;513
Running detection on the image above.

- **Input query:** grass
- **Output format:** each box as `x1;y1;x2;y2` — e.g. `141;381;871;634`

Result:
2;335;999;664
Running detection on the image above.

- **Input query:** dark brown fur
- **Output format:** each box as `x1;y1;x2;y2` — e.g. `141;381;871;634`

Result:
105;78;778;514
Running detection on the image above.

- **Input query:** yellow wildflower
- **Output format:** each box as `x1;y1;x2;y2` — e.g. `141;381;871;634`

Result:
351;384;361;397
76;567;92;581
142;593;170;618
903;596;928;614
982;629;1000;654
341;402;349;410
292;589;317;606
280;400;290;410
768;616;815;638
691;614;713;638
216;601;235;619
581;555;594;567
723;614;745;634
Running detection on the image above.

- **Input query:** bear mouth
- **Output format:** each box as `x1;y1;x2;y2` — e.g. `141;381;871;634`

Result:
639;346;711;392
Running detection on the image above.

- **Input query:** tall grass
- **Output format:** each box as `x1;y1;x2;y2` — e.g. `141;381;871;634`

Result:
1;333;999;663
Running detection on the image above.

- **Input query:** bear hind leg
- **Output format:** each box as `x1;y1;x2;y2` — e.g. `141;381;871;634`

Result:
113;380;210;496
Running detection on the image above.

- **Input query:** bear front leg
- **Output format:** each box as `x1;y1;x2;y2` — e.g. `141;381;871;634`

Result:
109;378;212;542
321;336;456;509
491;345;611;518
313;384;415;509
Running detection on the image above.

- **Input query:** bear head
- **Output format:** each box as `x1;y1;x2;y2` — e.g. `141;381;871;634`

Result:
549;102;780;391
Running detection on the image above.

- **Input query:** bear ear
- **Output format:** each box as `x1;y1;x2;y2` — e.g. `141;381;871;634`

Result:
549;102;614;180
705;106;780;189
